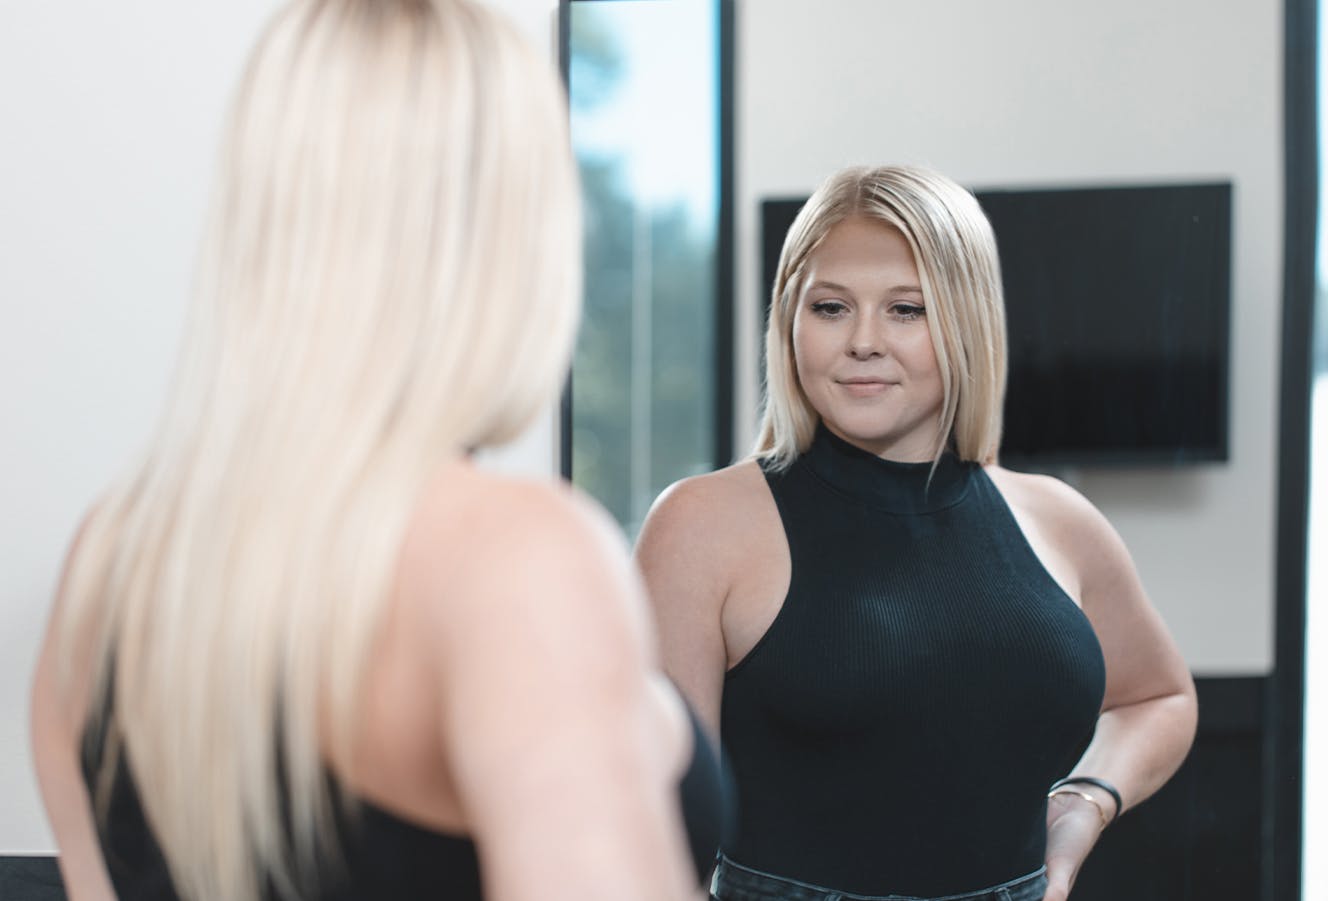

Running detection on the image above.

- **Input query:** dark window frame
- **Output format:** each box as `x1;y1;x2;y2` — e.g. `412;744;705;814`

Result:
1272;0;1316;897
557;0;736;481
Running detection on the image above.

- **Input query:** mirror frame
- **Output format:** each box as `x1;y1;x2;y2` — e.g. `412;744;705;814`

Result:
1273;0;1316;896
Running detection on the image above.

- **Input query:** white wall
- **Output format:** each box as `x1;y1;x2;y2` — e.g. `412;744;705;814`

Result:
735;0;1281;675
0;0;559;855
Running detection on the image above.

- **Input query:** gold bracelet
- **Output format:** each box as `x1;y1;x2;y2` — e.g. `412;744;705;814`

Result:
1047;787;1109;831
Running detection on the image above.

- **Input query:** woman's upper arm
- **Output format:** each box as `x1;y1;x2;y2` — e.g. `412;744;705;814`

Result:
423;482;694;901
633;475;734;738
30;518;116;900
1040;481;1195;712
31;635;115;901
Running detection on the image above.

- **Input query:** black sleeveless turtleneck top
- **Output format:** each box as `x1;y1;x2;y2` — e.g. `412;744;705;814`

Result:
81;697;729;899
720;426;1106;897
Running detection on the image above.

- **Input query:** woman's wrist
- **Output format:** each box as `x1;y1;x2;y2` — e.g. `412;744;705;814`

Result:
1047;788;1110;831
1048;776;1123;822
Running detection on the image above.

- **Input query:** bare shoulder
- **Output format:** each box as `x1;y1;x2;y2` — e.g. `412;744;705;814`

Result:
647;458;769;514
453;464;630;566
984;464;1136;590
636;459;772;561
634;459;786;635
398;460;650;653
399;473;694;898
985;466;1103;529
633;460;782;730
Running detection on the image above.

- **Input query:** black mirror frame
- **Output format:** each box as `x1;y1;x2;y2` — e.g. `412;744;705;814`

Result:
1272;0;1316;897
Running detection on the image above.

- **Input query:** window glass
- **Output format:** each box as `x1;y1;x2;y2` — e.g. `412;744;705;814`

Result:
567;0;721;537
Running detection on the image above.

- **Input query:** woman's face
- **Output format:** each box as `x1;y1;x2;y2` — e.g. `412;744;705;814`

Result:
792;216;944;461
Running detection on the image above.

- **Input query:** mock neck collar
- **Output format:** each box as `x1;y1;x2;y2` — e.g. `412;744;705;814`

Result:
801;423;972;514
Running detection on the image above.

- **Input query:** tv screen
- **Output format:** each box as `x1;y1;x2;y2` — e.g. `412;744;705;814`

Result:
760;182;1231;466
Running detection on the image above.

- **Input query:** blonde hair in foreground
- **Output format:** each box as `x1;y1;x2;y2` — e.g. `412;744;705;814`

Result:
54;1;581;898
753;165;1007;470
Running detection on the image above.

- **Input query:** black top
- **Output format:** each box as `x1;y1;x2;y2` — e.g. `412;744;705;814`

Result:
82;696;728;899
720;425;1106;896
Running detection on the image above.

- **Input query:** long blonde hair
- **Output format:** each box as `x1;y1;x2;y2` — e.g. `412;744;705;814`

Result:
753;165;1007;469
54;1;580;897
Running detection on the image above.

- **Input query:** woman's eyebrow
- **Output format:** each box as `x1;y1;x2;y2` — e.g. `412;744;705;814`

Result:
805;280;853;294
804;281;923;296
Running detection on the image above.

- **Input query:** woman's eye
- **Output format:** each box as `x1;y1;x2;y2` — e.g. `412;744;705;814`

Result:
892;303;926;321
810;300;847;318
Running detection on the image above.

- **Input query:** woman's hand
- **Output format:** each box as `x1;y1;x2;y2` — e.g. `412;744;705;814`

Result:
1043;793;1106;901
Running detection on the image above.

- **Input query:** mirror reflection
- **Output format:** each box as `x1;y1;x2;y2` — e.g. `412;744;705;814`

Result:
567;1;1283;898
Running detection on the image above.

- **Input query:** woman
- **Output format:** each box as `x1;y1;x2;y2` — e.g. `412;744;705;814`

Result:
636;165;1197;901
30;1;720;898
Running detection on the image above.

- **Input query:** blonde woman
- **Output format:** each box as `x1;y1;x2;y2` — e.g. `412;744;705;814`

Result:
30;1;723;899
636;166;1197;901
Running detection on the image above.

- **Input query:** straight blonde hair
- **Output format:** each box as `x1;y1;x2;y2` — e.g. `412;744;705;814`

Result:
753;165;1007;469
54;1;581;898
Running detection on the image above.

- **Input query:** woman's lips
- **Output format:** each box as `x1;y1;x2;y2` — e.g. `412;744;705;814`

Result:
836;378;896;397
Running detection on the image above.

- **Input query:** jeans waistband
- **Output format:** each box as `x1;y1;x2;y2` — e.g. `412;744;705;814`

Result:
710;854;1048;901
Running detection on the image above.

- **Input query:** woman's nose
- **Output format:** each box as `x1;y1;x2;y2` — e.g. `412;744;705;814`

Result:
847;318;884;359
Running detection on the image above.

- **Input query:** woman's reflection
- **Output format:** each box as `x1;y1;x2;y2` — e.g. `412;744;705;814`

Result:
635;165;1198;901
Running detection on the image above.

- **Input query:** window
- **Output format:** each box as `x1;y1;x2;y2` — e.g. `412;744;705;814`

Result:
562;0;733;537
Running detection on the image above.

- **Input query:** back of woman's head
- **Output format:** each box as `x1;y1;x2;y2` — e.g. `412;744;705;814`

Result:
754;164;1007;468
57;3;579;898
195;0;580;454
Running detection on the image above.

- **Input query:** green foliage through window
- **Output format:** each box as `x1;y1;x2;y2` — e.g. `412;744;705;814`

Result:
568;1;722;538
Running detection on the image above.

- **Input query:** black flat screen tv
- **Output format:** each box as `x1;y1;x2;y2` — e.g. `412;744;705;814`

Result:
760;182;1232;466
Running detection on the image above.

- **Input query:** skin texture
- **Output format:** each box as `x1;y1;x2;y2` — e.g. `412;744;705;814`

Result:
793;217;944;461
32;460;701;901
635;217;1197;901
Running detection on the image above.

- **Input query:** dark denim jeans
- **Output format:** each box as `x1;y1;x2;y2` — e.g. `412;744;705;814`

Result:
710;855;1047;901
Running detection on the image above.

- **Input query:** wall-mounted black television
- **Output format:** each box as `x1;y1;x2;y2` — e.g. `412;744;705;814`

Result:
761;182;1232;467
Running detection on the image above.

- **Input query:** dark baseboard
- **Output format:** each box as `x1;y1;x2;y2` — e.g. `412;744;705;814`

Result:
0;856;64;901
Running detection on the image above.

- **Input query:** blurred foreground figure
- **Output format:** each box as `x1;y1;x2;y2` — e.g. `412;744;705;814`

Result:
30;2;721;898
637;165;1197;901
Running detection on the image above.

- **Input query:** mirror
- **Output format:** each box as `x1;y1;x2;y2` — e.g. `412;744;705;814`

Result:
567;0;1283;897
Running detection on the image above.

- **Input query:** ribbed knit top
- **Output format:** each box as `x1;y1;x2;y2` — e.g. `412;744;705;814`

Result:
720;425;1106;897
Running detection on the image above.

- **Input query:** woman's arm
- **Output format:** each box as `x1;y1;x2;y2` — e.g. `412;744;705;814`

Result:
632;475;734;739
30;521;117;901
31;638;115;901
1010;475;1197;901
634;463;778;741
423;478;697;901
